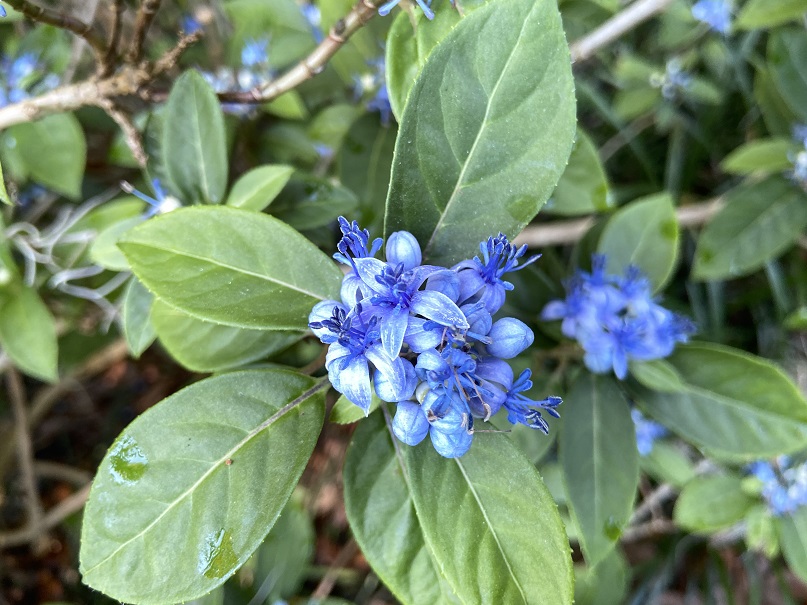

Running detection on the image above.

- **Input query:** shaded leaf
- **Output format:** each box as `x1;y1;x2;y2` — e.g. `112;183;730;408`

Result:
545;129;612;216
226;165;294;212
0;285;58;382
121;277;156;358
674;474;755;532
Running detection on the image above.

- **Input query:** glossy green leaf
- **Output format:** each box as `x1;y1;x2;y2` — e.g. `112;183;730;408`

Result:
10;113;86;199
80;370;327;604
119;207;342;330
226;165;294;212
737;0;807;30
343;412;459;605
0;285;58;382
0;157;10;205
629;359;686;393
269;174;359;231
384;0;576;266
721;138;795;175
561;373;638;567
674;474;755;532
121;277;156;358
693;177;807;281
636;342;807;460
403;427;574;603
545;129;611;216
329;393;381;424
598;193;678;292
777;507;807;583
151;299;302;373
163;71;228;204
768;29;807;122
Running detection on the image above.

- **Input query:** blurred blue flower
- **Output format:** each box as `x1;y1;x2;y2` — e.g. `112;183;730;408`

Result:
0;52;57;107
200;38;273;117
309;217;561;457
0;6;6;17
301;3;324;43
650;58;692;101
631;409;667;456
542;255;695;380
748;457;807;516
790;125;807;189
692;0;732;34
355;58;393;126
182;15;202;34
379;0;435;20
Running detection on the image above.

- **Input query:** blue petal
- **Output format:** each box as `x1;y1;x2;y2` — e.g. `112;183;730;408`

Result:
429;427;473;458
392;401;430;446
411;290;469;330
404;317;443;353
474;356;514;389
425;270;461;302
365;343;406;394
332;356;372;413
352;257;389;294
374;358;416;402
381;304;409;359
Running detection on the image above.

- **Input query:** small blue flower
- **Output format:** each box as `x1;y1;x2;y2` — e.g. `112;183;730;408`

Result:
692;0;732;34
542;255;695;379
502;369;561;432
182;15;202;34
631;409;667;456
121;179;182;217
354;58;393;126
748;457;807;516
378;0;435;20
301;3;324;43
649;58;692;101
241;38;269;67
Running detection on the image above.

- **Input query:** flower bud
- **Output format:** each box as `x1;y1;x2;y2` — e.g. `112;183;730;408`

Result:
486;317;534;359
374;358;417;402
308;300;344;343
429;427;473;458
392;401;430;446
386;231;422;271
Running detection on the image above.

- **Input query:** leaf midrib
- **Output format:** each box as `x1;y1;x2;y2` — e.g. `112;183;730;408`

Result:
122;240;328;302
82;378;327;576
423;7;536;256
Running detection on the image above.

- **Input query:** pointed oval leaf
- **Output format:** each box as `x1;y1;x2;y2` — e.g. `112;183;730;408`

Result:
403;429;574;604
778;507;807;584
674;474;755;533
151;298;302;372
384;0;576;266
118;207;342;330
80;370;327;604
635;342;807;460
560;373;638;567
0;285;58;382
343;412;459;605
768;29;807;122
738;0;807;31
226;165;294;212
693;177;807;281
121;277;156;358
598;193;678;292
164;71;228;204
0;156;11;205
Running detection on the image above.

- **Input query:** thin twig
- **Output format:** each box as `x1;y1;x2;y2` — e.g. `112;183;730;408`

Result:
568;0;678;63
34;460;92;486
620;518;677;543
127;0;163;64
97;99;147;167
101;0;127;77
311;539;359;599
218;0;383;104
0;483;91;549
514;197;725;249
5;368;45;551
3;0;107;61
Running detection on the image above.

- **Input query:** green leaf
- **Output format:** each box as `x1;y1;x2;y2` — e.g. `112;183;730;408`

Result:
384;0;576;266
343;412;459;605
265;90;309;120
561;373;638;567
119;206;342;330
778;507;807;584
269;174;359;231
598;193;678;292
674;474;755;532
151;299;302;373
574;549;629;605
9;113;86;199
768;29;807;123
91;216;143;271
693;177;807;281
163;71;228;204
737;0;807;30
0;285;58;382
386;3;463;121
80;370;326;604
640;442;696;488
403;427;574;603
225;165;294;212
545;129;612;216
629;359;686;393
635;342;807;460
721;138;796;175
0;156;11;206
329;393;381;424
121;277;156;358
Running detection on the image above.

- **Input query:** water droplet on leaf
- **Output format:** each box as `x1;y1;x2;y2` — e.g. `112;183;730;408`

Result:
603;517;622;541
198;529;238;579
108;435;148;485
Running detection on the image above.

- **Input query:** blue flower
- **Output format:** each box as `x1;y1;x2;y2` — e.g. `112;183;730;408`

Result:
121;179;182;217
542;255;695;379
200;38;273;116
301;3;324;43
182;15;202;34
354;59;393;126
748;457;807;516
241;38;270;67
0;6;6;16
631;409;667;456
649;58;692;101
378;0;435;20
311;217;561;457
692;0;732;34
0;52;56;107
790;126;807;190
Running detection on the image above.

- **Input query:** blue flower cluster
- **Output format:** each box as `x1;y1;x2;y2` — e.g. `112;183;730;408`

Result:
309;218;562;458
692;0;732;34
201;38;273;116
541;255;695;380
649;58;692;102
631;409;667;456
0;52;58;108
748;457;807;516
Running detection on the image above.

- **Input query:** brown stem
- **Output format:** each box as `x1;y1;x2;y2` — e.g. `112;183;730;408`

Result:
101;0;127;77
127;0;164;64
3;0;107;61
